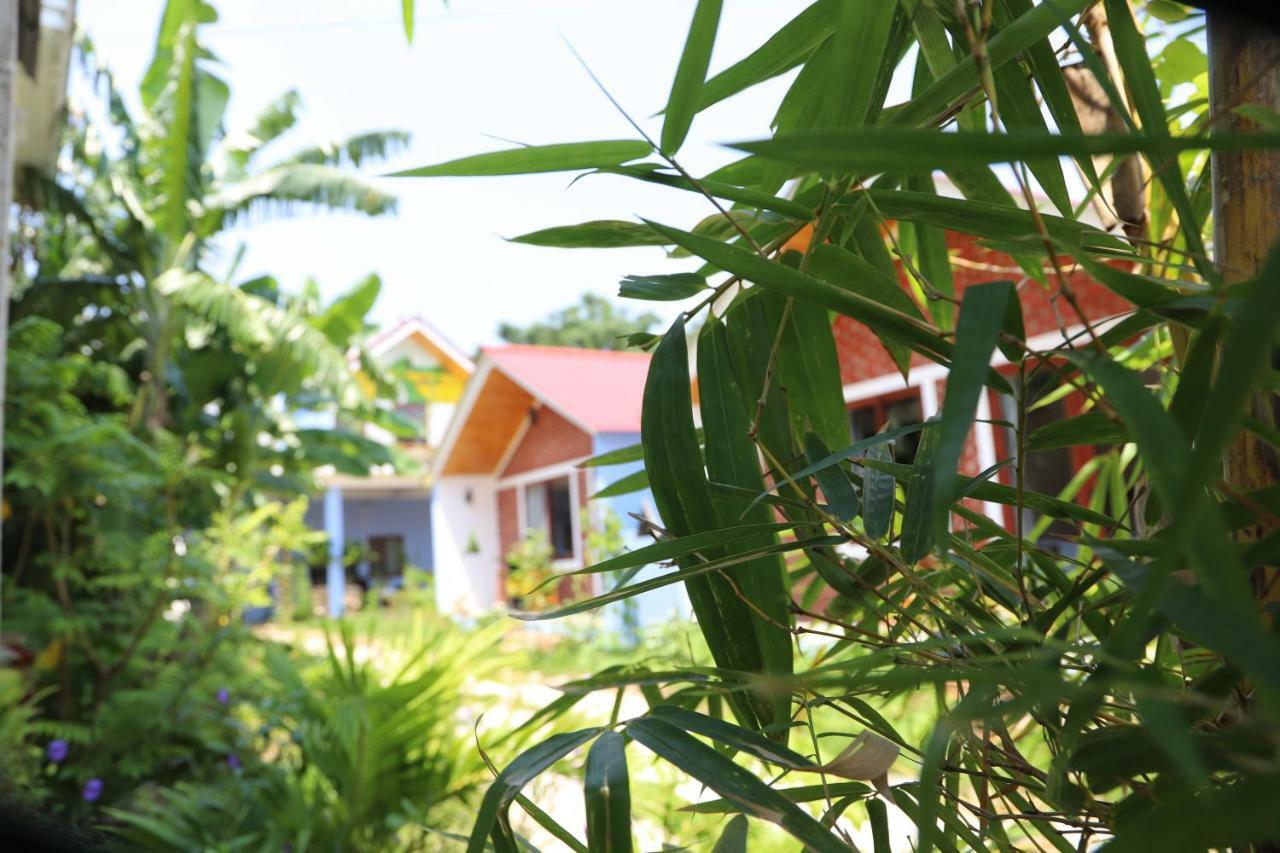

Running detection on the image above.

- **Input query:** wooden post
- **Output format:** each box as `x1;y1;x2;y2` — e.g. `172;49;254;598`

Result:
1210;12;1280;602
0;0;18;574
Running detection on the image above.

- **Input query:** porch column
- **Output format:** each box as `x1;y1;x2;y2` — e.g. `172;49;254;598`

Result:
325;486;345;618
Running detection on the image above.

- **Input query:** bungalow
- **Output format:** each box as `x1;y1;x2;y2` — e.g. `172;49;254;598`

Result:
306;317;474;616
429;344;682;624
833;232;1133;532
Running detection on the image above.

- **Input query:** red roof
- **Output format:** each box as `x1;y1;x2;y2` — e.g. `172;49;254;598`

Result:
482;344;649;433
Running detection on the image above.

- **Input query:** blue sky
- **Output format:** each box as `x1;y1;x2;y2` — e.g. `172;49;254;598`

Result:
78;0;812;354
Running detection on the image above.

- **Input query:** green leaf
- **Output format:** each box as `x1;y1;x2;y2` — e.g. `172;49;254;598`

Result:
826;0;898;129
391;140;652;177
590;468;650;500
618;273;707;301
649;706;815;768
926;281;1012;545
400;0;414;42
804;433;859;522
515;534;841;621
732;128;1280;179
642;219;957;366
862;443;896;540
867;188;1129;254
1181;245;1280;513
584;732;633;853
685;781;872;813
662;0;723;155
698;0;835;112
862;457;1118;528
511;221;670;249
889;0;1092;128
711;815;749;853
551;521;797;579
778;297;852;452
467;728;601;853
1027;411;1128;451
867;798;891;853
624;717;846;853
899;418;943;564
808;241;916;373
600;165;815;219
641;318;768;729
698;319;793;729
1102;0;1216;284
990;58;1072;217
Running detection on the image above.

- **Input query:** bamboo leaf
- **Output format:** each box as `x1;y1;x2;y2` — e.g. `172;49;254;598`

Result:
889;0;1092;128
867;798;891;853
685;782;872;813
642;319;768;729
468;728;601;853
590;468;650;500
511;220;670;249
584;732;633;853
513;534;842;621
401;0;414;42
862;457;1118;528
862;443;896;540
736;129;1280;175
648;706;815;768
827;0;899;129
805;433;860;522
899;418;943;564
662;0;723;155
1102;0;1216;284
867;188;1128;254
699;0;835;111
624;717;847;853
391;140;651;177
1027;411;1129;451
712;815;749;853
927;281;1012;545
619;273;707;301
698;319;793;729
642;219;958;366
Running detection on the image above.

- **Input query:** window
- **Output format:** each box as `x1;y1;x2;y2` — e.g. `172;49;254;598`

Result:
848;392;925;464
524;476;574;560
367;535;406;579
999;373;1077;543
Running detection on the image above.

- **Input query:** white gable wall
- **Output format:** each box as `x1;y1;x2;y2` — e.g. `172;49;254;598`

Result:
431;475;500;616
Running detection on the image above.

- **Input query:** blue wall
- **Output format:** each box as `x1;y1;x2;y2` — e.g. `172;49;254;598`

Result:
305;492;434;575
592;432;689;637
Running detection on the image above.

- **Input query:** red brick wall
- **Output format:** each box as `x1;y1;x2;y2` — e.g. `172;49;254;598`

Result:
497;487;519;601
835;233;1134;386
502;406;593;477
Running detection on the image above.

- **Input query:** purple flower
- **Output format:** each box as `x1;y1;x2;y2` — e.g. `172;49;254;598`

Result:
226;754;241;770
46;739;68;764
82;778;103;803
216;688;230;705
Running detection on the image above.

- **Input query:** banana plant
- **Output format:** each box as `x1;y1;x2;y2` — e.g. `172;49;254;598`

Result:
23;0;406;430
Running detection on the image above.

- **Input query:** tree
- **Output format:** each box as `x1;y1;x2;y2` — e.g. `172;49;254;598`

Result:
401;1;1280;850
1;0;419;819
497;292;659;350
16;0;405;429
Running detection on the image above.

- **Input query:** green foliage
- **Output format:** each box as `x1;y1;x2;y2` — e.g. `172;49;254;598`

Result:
400;1;1280;849
497;293;660;350
108;619;503;850
1;0;428;834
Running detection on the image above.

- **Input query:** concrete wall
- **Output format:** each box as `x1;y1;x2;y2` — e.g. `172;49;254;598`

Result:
590;432;689;635
431;475;501;615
